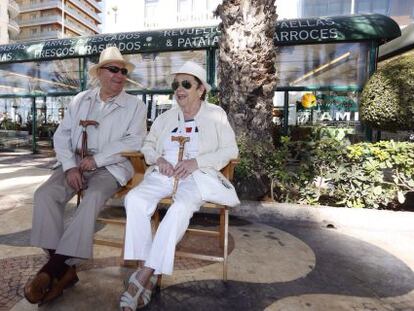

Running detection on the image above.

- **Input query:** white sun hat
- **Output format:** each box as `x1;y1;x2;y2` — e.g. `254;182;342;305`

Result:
171;61;211;92
88;46;135;78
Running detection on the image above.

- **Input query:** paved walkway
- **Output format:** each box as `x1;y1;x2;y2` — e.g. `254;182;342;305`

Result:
1;151;414;311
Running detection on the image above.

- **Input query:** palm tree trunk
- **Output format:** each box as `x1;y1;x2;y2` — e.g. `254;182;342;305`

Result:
215;0;278;198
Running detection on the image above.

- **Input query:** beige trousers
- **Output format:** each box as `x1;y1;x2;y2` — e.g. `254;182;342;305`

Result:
30;166;119;259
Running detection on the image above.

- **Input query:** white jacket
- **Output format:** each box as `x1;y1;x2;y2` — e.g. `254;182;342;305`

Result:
53;88;147;186
142;101;238;172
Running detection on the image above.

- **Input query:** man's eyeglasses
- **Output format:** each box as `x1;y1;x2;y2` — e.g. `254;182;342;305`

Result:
171;80;193;91
100;66;128;76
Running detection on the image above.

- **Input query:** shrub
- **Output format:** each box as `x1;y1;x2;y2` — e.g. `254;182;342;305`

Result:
234;134;273;199
360;53;414;131
262;128;414;209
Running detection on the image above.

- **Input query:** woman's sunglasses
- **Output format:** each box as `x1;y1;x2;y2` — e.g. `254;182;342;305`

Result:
100;66;128;76
171;80;193;91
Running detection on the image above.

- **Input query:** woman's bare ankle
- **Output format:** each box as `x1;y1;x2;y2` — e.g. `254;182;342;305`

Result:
136;267;155;288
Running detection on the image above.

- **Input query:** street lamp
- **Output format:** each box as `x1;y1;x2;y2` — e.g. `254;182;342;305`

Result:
112;6;118;24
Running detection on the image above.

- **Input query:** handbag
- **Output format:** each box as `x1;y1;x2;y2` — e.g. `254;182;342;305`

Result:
192;169;240;207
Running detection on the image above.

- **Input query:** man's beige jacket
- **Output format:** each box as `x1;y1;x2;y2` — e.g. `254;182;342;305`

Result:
53;88;147;186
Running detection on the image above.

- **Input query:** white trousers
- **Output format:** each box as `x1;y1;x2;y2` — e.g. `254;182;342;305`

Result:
123;172;203;275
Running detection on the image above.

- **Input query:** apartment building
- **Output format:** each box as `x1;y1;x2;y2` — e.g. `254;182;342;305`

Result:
104;0;222;33
299;0;414;27
15;0;102;42
0;0;20;44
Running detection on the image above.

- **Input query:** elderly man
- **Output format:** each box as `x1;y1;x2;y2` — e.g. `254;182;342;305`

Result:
24;46;147;305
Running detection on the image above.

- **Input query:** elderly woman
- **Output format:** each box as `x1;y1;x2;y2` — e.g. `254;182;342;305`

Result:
119;61;239;310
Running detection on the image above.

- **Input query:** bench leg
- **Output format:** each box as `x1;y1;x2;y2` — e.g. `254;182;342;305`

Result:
219;207;225;248
120;224;126;266
223;207;229;281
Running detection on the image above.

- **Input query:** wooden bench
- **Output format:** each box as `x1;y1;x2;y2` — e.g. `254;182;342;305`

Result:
94;151;238;281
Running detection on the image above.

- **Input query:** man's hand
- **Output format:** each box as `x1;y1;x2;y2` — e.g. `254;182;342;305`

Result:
156;157;175;177
65;167;85;192
79;156;97;172
174;159;198;179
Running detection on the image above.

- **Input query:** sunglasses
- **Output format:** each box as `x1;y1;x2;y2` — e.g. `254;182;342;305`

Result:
100;66;128;76
171;80;194;91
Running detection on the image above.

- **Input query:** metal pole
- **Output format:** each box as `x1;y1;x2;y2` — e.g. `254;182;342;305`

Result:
31;97;37;154
365;42;378;142
206;48;215;89
283;91;289;135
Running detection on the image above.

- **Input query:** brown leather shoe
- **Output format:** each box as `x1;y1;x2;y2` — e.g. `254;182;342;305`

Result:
40;266;79;305
24;272;52;304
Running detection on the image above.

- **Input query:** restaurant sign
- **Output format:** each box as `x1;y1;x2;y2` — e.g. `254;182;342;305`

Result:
0;14;400;64
0;26;220;63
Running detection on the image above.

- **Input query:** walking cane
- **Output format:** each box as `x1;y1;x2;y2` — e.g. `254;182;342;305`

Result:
171;136;190;197
77;120;99;207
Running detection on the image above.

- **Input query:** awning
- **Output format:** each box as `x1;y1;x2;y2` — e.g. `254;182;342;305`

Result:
0;14;401;64
378;23;414;61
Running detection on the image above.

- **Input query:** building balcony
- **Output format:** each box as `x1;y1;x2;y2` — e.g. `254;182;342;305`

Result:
19;0;102;25
17;15;88;37
8;0;20;19
17;30;62;42
65;6;100;32
8;19;20;38
18;15;62;27
64;19;93;36
67;0;101;22
19;0;61;13
83;0;102;13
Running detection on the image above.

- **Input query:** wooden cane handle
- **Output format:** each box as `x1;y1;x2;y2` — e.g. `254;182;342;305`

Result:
79;120;99;128
171;136;190;197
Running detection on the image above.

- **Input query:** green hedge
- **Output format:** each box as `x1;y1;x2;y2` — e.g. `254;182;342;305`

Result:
360;53;414;131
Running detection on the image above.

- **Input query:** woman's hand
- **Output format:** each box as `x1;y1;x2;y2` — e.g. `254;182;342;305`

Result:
156;157;175;177
174;159;198;179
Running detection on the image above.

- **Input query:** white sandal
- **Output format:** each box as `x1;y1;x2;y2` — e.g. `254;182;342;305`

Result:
120;271;158;310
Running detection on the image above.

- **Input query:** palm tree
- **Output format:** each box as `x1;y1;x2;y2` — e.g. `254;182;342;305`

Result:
215;0;278;198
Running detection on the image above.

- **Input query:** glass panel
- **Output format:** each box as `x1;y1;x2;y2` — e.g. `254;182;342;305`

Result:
0;95;77;151
271;90;362;143
356;0;372;13
294;90;360;127
372;0;388;14
276;42;370;88
303;0;352;16
85;50;206;91
0;59;81;96
356;0;389;14
304;2;328;17
0;98;32;150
